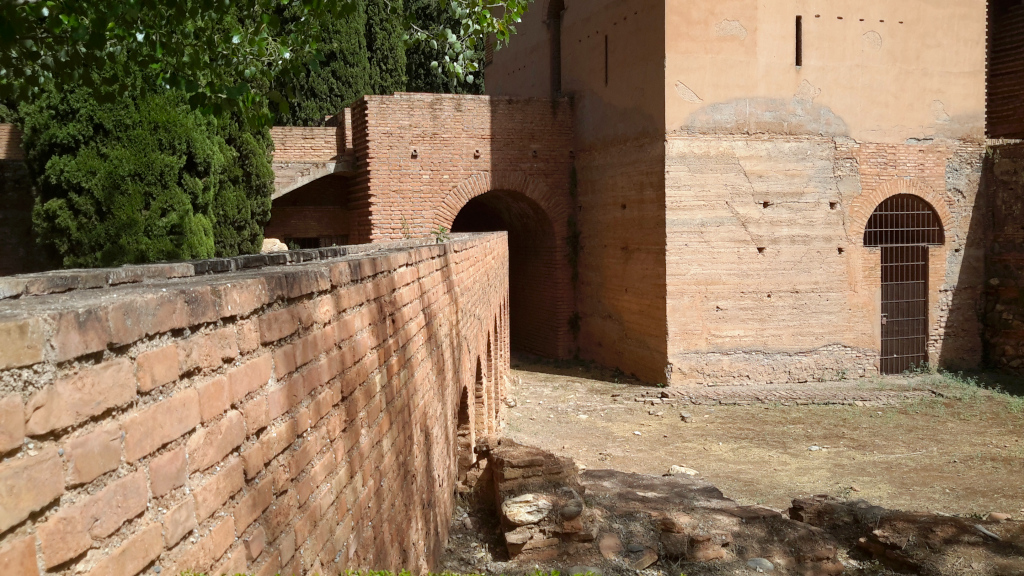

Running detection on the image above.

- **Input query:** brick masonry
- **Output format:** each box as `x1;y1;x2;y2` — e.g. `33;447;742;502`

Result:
984;141;1024;372
0;233;510;576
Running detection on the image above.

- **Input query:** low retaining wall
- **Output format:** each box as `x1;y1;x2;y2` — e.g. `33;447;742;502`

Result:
0;234;510;576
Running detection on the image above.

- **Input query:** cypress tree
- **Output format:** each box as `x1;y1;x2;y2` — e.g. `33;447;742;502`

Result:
365;0;408;95
275;2;373;126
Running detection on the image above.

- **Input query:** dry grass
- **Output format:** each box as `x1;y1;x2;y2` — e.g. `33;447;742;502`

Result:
505;359;1024;518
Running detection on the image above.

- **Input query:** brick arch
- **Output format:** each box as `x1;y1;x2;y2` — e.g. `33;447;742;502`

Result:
848;179;954;242
431;171;570;235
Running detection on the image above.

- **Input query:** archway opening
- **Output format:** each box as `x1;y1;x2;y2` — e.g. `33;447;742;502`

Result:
456;386;473;484
451;190;563;358
864;194;945;374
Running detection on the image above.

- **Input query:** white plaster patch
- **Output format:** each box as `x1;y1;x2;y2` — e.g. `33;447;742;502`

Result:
863;31;882;50
794;79;821;103
715;19;748;40
931;100;951;123
675;81;703;103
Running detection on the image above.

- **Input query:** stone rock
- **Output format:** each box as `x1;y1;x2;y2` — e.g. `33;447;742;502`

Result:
502;494;553;526
680;412;693;423
626;543;644;553
661;532;689;557
656;512;693;533
630;548;659;570
808;445;821;451
689;533;728;562
505;526;534;545
747;558;775;572
559;499;584;520
598;533;623;559
261;238;288;253
989;512;1012;521
668;465;699;476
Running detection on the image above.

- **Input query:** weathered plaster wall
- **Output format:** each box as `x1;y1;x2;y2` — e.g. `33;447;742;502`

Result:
984;142;1024;372
665;136;987;383
0;235;509;576
665;0;987;143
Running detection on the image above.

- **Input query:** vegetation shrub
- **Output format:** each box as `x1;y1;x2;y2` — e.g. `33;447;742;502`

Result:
366;0;408;96
20;87;272;268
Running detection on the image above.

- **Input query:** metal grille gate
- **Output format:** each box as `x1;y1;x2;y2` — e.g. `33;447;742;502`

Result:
863;194;944;375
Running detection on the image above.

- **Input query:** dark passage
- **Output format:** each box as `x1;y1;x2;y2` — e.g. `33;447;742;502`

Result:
452;190;562;358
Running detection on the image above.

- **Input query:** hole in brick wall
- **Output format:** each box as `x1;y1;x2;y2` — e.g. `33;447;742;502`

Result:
763;201;772;208
452;189;564;358
757;247;766;254
767;293;773;299
532;150;538;157
621;204;627;210
838;247;845;255
474;149;481;159
837;16;843;19
795;16;803;66
412;149;419;158
456;386;473;483
830;202;838;210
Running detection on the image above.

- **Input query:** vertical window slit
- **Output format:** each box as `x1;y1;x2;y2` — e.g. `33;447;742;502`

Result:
604;35;609;86
796;16;803;67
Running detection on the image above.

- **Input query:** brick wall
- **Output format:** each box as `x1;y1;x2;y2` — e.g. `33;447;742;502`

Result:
269;127;342;162
984;142;1024;372
349;94;575;359
0;234;509;576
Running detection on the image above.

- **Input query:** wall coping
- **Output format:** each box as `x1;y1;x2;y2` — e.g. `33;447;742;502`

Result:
0;234;504;302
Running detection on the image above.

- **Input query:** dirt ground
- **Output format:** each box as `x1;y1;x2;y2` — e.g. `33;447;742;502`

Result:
503;357;1024;519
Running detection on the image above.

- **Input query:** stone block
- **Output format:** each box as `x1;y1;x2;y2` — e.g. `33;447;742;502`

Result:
0;315;45;369
186;410;245;472
123;389;200;462
64;423;121;486
0;536;39;576
25;359;136;435
150;446;187;497
0;394;24;455
84;522;163;576
136;345;180;392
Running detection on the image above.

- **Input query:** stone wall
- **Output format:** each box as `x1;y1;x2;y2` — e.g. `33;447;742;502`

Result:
0;234;509;576
665;135;987;384
984;142;1024;372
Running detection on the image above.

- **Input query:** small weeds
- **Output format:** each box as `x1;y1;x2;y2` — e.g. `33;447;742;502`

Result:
433;226;451;243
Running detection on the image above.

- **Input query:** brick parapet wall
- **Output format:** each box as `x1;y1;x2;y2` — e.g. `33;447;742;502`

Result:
269;127;342;162
0;233;509;576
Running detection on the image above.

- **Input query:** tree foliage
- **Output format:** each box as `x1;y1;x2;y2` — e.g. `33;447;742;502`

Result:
404;0;483;94
366;0;408;95
20;86;273;268
0;0;532;124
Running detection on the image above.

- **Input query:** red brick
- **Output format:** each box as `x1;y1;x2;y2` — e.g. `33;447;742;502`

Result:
227;354;273;402
186;410;245;472
234;479;273;535
51;307;112;362
267;378;303;421
255;550;282;576
0;316;45;369
169;517;235;575
25;359;136;435
123;388;200;462
0;394;24;455
240;443;265;480
213;277;269;319
0;446;64;532
0;535;39;576
212;544;248;576
64;423;121;486
259;308;300;344
242;395;269;435
37;471;148;568
237;320;261;354
136;345;180;392
246;525;267;561
260;421;297;464
194;457;245;522
162;497;197;547
150;446;187;497
197;375;231;422
178;327;239;373
84;522;163;576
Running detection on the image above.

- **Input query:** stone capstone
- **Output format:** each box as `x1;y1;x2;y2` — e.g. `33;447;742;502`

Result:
502;494;553;526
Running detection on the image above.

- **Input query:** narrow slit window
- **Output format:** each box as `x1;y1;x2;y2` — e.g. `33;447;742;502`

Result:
795;16;803;67
604;35;609;86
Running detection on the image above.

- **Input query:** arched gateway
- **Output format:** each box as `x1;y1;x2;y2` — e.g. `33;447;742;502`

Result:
863;194;946;374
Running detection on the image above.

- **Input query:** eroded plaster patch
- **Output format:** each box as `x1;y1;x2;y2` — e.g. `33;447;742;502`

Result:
794;79;821;103
862;31;882;50
675;81;703;103
931;100;951;123
715;19;748;40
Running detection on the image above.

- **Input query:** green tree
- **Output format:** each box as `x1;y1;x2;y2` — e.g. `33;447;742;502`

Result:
366;0;408;96
20;86;272;268
0;0;532;124
404;0;483;94
274;2;373;126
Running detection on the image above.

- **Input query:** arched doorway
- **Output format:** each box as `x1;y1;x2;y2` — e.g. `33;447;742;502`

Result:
451;190;565;358
863;194;945;374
